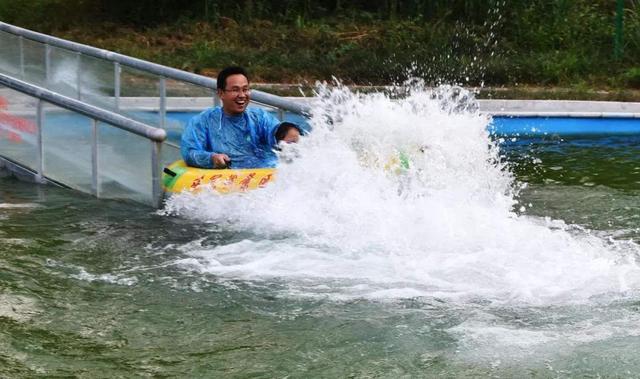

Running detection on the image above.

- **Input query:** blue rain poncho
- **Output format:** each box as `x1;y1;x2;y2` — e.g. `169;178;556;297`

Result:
180;107;283;169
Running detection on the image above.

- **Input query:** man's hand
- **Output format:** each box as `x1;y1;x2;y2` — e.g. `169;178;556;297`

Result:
212;153;231;168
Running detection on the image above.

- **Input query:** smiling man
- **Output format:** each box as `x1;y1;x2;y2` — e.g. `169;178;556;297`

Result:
180;66;302;169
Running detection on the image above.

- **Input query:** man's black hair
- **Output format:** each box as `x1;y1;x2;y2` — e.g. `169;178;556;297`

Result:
217;66;249;91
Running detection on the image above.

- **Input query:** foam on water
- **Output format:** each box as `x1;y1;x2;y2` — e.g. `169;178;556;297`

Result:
0;203;42;209
163;82;640;305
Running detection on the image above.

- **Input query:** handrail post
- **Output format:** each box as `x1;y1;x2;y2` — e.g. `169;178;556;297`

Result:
18;36;25;79
159;76;166;129
44;43;51;88
151;140;162;207
91;118;98;197
76;51;82;100
213;88;220;107
114;62;120;110
36;99;44;182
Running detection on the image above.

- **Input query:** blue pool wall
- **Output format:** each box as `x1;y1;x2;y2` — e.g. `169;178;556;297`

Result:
489;116;640;137
36;99;640;142
162;99;640;141
479;99;640;137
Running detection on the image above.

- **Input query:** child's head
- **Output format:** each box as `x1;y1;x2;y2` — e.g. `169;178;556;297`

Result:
276;122;301;143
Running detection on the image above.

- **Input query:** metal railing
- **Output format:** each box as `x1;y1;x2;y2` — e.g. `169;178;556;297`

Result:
0;21;317;207
0;73;167;207
0;22;312;119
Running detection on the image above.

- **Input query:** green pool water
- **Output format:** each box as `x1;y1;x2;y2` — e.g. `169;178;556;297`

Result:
0;135;639;378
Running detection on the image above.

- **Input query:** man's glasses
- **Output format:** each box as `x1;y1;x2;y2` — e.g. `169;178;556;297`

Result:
223;87;251;96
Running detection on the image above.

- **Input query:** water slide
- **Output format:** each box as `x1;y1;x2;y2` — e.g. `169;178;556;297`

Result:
0;22;307;206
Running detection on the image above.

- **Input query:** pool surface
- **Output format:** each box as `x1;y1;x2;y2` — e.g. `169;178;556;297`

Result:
1;89;639;377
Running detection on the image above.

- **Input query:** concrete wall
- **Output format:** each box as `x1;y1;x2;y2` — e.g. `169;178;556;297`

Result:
478;99;640;117
4;87;640;117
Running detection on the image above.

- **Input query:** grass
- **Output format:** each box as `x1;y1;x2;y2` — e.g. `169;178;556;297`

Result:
4;1;640;101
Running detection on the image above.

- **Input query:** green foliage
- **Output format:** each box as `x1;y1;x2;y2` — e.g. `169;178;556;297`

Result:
3;0;640;89
622;67;640;88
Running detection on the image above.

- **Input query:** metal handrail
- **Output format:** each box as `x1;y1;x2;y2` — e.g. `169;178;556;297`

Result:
0;73;166;142
0;73;166;207
0;22;311;116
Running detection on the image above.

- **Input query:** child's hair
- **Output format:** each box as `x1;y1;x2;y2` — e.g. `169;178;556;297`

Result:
275;122;299;141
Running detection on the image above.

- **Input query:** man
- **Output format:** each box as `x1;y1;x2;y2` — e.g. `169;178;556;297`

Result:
181;66;302;169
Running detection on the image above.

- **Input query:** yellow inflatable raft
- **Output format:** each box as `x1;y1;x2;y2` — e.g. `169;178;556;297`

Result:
162;160;275;194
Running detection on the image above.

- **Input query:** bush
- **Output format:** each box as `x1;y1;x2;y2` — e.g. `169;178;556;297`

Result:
622;67;640;89
5;0;640;90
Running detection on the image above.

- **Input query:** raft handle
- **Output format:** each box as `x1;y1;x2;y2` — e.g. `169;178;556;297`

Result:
163;168;177;177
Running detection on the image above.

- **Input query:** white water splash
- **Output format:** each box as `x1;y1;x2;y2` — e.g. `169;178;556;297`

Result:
163;82;640;305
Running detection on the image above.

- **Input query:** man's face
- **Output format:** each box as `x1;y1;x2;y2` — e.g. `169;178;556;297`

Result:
218;74;250;115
